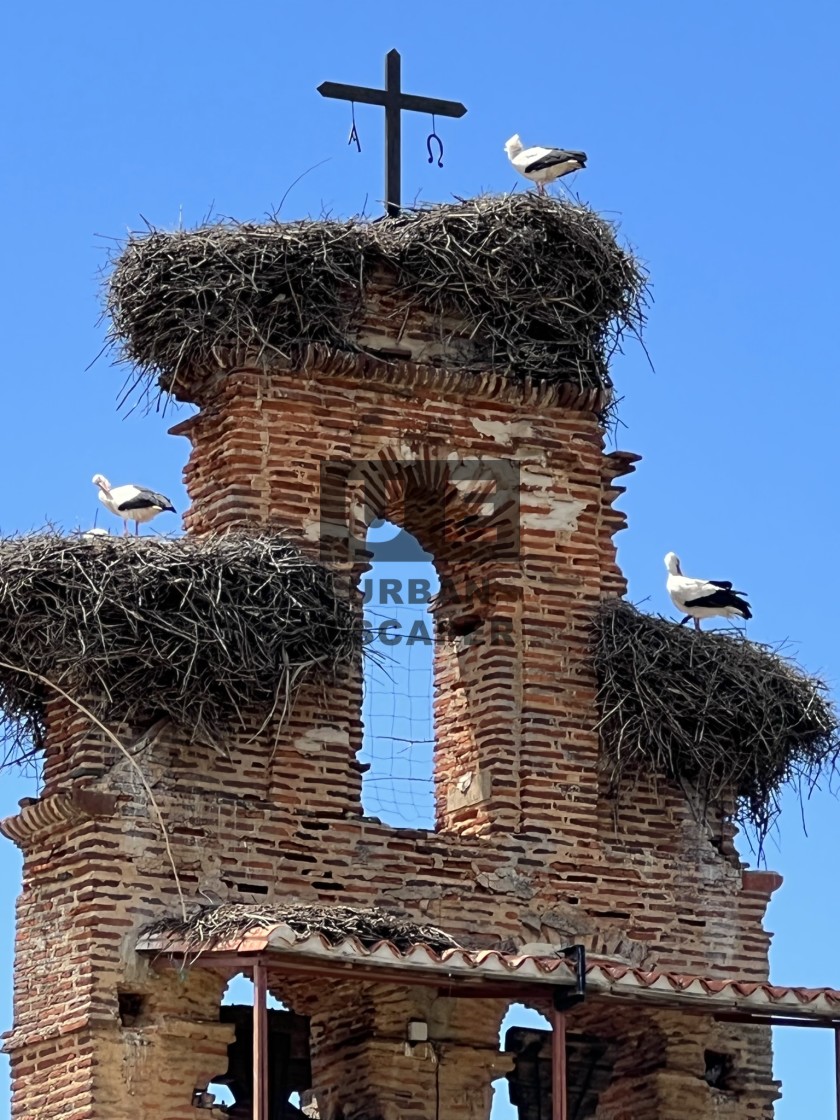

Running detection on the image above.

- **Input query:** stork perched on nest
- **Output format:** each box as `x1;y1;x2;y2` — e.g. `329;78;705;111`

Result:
92;475;176;536
504;134;587;194
665;552;752;631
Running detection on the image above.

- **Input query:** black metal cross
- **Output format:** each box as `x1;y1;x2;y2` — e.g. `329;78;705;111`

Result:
318;49;467;218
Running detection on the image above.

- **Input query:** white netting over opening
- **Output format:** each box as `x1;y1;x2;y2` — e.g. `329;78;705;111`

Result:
359;522;439;828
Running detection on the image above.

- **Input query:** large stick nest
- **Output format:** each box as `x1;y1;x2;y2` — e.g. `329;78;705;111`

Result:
143;902;460;955
105;193;648;405
0;531;359;758
594;600;839;842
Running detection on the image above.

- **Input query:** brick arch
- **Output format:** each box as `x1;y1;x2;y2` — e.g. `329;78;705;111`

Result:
369;450;513;551
272;979;514;1120
352;447;520;670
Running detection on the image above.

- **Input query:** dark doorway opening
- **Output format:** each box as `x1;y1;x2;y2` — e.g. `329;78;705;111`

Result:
505;1026;616;1120
209;1005;312;1118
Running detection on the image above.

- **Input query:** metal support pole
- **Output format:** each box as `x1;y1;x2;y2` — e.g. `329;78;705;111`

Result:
552;1003;568;1120
835;1027;840;1120
385;49;401;216
253;961;269;1120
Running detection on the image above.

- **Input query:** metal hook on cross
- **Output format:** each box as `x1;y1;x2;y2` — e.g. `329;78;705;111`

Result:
348;102;361;153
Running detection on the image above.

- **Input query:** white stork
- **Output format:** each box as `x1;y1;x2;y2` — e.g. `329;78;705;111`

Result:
92;474;176;536
664;552;752;631
504;134;587;195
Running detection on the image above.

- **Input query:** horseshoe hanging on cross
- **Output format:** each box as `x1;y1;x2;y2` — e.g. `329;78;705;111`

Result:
426;114;444;168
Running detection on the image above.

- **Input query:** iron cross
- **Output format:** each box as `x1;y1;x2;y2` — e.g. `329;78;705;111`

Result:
318;49;467;218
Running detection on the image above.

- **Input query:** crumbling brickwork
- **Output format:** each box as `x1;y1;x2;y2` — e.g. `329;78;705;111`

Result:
2;332;780;1114
277;978;509;1120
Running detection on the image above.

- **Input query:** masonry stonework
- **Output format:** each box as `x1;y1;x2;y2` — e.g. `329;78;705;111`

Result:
2;295;782;1114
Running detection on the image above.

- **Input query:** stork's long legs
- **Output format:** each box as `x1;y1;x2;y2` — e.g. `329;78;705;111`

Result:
679;614;702;631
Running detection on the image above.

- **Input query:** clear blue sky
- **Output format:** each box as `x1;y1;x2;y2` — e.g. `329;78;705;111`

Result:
1;1;839;1115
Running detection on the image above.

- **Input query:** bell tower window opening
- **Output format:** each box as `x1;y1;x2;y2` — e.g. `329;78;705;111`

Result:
492;1004;552;1120
358;518;438;829
201;973;309;1115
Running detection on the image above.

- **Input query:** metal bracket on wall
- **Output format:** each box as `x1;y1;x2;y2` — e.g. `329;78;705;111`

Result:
554;945;587;1011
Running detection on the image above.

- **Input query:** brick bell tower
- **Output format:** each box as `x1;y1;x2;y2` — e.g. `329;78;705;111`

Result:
2;193;834;1120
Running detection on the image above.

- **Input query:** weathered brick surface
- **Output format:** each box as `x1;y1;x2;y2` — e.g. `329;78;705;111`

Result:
559;998;778;1120
2;347;778;1117
278;978;510;1120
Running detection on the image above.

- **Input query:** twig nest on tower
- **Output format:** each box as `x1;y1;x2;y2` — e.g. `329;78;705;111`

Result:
142;902;461;957
593;600;839;843
0;531;359;756
106;193;648;407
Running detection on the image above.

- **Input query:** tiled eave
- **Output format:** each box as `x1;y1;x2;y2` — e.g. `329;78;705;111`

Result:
136;922;840;1023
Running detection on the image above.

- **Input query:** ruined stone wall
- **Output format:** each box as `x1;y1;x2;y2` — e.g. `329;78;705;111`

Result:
563;998;778;1120
278;978;510;1120
2;358;779;1117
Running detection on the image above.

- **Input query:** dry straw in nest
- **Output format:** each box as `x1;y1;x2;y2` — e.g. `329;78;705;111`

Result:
106;193;648;406
594;600;839;842
144;902;460;956
0;531;359;759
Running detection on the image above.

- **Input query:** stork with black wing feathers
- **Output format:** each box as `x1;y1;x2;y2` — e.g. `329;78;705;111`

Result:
93;474;176;536
665;552;752;631
504;134;587;194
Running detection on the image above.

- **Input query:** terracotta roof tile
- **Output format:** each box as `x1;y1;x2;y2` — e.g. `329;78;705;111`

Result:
135;923;840;1022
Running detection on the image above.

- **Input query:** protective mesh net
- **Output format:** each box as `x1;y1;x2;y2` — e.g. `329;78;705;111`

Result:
358;526;438;828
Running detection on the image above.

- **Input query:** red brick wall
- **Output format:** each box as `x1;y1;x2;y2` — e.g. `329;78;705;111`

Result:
2;350;778;1117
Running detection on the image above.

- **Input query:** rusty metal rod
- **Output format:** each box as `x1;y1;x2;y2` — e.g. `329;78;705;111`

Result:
253;961;269;1120
552;1004;568;1120
715;1013;840;1028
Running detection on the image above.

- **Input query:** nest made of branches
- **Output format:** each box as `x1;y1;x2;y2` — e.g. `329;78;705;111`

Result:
593;600;839;841
106;193;648;406
143;902;460;955
0;531;359;760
